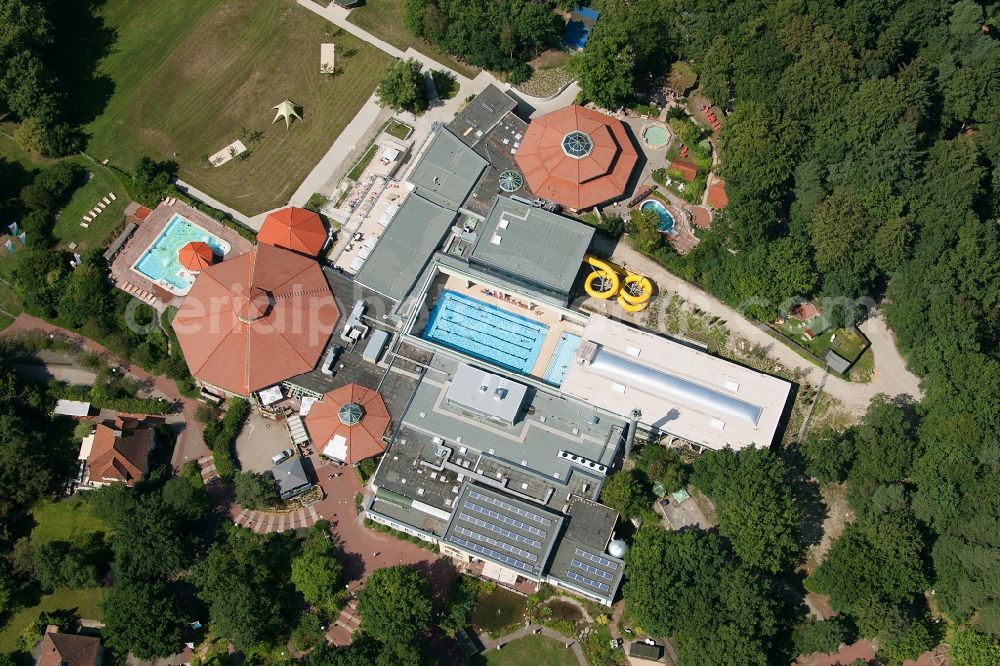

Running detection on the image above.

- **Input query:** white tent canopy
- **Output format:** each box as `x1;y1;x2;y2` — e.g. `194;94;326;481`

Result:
322;434;348;462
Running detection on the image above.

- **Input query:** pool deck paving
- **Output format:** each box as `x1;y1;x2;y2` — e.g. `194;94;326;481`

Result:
109;200;253;310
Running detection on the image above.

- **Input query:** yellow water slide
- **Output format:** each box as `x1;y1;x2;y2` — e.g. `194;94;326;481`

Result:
583;255;620;299
617;273;654;312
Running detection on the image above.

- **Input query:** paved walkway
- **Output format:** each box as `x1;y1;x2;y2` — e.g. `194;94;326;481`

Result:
479;624;587;666
174;179;255;228
1;314;209;467
610;245;924;413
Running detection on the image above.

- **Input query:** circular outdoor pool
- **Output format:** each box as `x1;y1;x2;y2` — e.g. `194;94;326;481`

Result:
641;199;675;234
643;124;668;147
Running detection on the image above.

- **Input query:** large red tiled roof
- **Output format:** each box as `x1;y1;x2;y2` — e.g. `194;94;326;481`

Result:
88;418;154;485
258;207;327;256
515;105;639;210
173;243;339;396
670;159;698;182
37;630;102;666
305;384;390;464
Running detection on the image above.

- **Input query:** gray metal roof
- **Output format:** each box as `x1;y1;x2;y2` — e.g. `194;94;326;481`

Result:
468;197;594;297
445;364;528;425
354;193;457;301
824;349;852;374
587;348;764;426
407;127;489;210
443;482;564;578
563;498;618;551
270;456;313;499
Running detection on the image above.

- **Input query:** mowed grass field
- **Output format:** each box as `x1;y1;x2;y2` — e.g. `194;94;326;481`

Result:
29;498;109;544
84;0;393;215
346;0;479;78
471;635;579;666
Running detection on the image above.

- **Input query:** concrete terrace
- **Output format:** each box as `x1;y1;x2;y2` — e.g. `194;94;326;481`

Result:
108;201;253;310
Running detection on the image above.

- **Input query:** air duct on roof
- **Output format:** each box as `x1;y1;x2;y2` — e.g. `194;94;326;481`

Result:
589;350;764;426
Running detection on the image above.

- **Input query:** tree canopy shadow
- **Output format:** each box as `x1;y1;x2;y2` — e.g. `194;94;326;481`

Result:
47;0;118;127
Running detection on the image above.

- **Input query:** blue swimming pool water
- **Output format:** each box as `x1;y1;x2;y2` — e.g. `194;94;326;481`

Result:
132;214;230;294
641;199;676;234
423;291;549;374
543;332;582;386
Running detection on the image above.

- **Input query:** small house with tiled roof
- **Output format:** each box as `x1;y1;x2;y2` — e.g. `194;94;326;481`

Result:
78;416;156;487
35;626;103;666
669;159;698;182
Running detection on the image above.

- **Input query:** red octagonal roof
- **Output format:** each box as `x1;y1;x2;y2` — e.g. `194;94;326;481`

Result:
259;207;328;256
172;243;339;396
515;105;639;210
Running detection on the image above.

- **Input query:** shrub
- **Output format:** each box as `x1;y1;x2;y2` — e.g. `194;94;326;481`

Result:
202;398;248;482
234;471;276;510
792;618;852;656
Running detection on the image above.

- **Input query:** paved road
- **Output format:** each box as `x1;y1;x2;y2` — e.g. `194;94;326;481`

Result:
610;245;923;413
2;314;209;467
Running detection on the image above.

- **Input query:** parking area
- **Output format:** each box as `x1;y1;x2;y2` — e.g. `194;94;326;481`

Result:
234;412;294;473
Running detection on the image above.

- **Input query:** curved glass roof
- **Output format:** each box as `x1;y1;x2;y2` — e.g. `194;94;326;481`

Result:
338;402;364;426
589;350;764;425
562;131;593;159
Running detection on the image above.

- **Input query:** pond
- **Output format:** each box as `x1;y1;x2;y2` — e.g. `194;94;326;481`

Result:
471;587;527;633
540;599;584;625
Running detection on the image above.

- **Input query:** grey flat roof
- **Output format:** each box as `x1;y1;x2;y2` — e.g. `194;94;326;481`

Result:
404;354;625;483
469;197;594;295
446;84;519;149
443;482;563;577
563;498;618;551
354;193;457;301
446;364;528;424
407;127;489;210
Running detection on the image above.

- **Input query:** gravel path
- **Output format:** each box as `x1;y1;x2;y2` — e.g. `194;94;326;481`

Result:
610;244;923;414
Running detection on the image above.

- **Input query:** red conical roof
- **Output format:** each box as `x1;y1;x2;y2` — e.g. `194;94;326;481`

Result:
305;384;390;464
178;241;214;271
258;207;327;256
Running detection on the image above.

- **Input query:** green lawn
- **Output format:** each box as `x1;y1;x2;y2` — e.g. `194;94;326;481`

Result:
346;0;479;78
83;0;393;215
29;498;109;545
384;119;413;140
0;135;131;330
0;587;104;653
472;635;578;666
346;144;378;182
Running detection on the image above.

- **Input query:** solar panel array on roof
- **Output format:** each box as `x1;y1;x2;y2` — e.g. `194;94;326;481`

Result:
443;483;563;577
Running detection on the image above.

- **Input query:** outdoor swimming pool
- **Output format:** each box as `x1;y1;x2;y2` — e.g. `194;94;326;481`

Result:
131;213;230;295
641;199;676;234
422;290;549;374
642;125;668;147
543;332;582;386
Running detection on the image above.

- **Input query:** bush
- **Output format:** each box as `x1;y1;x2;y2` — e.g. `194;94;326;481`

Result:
234;471;276;510
362;518;437;551
129;156;178;206
792;618;852;656
202;398;248;482
356;455;380;484
376;59;428;114
507;63;532;85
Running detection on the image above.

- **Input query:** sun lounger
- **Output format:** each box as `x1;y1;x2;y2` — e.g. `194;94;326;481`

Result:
80;222;89;228
102;197;111;205
108;192;117;201
83;215;92;222
97;202;107;210
90;208;100;217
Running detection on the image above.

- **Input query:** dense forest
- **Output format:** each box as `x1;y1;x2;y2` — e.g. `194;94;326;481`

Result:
570;0;1000;663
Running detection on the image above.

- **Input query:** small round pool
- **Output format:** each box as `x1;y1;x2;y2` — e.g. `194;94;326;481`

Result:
641;199;675;234
643;124;668;147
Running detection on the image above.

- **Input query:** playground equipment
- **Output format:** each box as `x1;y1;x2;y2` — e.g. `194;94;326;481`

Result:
617;272;653;312
583;255;620;299
582;256;654;312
